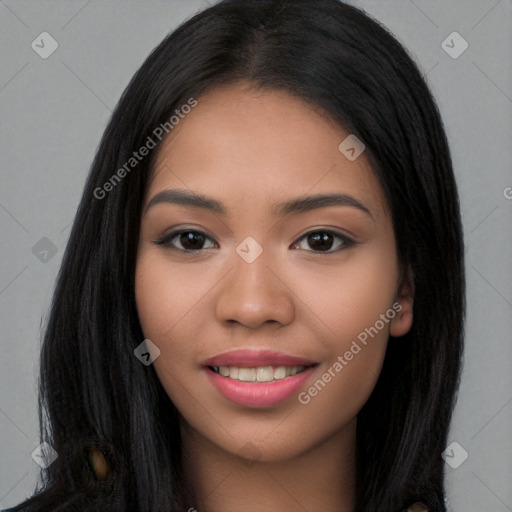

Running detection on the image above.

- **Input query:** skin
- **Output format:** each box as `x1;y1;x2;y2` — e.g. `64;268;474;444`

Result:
135;81;414;512
88;447;110;481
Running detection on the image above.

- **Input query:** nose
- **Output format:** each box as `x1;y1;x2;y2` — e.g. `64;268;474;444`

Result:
214;247;295;329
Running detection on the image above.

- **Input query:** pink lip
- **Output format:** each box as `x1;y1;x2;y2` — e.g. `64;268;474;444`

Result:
203;349;317;368
202;349;318;408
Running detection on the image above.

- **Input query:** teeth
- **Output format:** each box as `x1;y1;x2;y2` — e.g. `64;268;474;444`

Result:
238;368;256;381
219;366;230;377
274;366;286;380
256;366;274;382
212;365;305;382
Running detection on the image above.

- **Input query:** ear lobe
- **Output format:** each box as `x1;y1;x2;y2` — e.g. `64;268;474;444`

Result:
390;265;414;337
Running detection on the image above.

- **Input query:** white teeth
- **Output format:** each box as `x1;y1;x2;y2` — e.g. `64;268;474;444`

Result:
274;366;286;380
256;366;274;382
213;365;306;382
238;368;256;381
219;366;230;377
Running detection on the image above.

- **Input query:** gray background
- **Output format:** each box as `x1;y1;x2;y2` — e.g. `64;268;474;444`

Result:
1;0;511;510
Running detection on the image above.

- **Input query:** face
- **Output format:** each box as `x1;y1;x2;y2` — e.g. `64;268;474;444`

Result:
135;81;413;463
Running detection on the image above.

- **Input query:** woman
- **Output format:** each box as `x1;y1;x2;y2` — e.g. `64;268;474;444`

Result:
5;0;465;510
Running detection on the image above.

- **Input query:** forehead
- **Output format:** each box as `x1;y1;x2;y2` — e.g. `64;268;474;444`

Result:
146;82;389;219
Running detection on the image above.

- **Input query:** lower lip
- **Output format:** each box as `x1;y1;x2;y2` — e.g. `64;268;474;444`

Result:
204;366;316;407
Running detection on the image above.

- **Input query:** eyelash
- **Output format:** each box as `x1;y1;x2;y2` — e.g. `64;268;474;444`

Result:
153;228;355;254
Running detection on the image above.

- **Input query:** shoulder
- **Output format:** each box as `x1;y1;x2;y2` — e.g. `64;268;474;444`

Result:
1;490;115;512
1;502;34;512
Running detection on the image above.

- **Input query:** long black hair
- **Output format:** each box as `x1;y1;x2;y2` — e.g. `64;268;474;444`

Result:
8;1;465;511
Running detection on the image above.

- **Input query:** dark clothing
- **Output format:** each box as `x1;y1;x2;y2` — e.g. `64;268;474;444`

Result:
3;500;435;512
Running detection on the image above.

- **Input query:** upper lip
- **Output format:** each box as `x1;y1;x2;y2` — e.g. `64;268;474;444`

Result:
203;349;318;368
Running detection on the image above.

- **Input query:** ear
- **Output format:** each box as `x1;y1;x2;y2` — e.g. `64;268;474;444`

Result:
389;265;414;337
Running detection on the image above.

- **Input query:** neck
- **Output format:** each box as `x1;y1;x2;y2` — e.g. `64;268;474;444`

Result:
180;418;357;512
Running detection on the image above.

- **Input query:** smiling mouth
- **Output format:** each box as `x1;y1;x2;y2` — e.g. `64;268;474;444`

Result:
208;365;307;382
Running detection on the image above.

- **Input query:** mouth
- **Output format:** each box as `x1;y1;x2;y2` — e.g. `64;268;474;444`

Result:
208;364;307;382
203;350;318;407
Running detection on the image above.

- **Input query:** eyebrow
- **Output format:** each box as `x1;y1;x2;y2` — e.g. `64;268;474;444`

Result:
144;188;373;219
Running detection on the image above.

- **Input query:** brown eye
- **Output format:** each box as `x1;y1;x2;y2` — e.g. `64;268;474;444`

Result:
177;231;207;251
292;230;354;253
154;229;217;252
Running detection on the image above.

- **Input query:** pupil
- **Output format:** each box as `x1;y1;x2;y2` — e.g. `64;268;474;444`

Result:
182;232;204;250
309;232;333;251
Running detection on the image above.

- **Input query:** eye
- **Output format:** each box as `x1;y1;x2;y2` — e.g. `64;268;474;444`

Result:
291;229;354;253
154;229;217;252
154;228;354;254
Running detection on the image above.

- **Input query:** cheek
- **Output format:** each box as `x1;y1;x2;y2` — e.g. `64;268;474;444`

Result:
134;252;219;396
135;252;211;344
135;259;200;407
290;264;398;438
290;246;398;397
292;348;384;447
135;257;187;388
292;244;399;348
